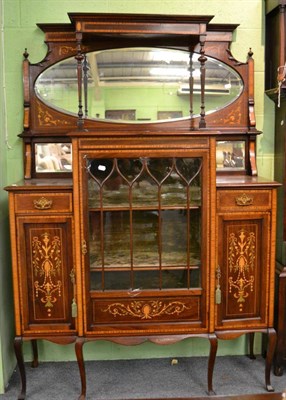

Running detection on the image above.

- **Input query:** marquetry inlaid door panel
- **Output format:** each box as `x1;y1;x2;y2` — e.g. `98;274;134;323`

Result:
216;213;270;330
17;216;75;334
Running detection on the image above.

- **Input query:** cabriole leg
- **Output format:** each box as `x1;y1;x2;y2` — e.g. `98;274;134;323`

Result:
248;332;256;359
75;337;86;400
31;339;39;368
14;336;26;400
265;328;276;392
207;334;217;395
274;344;284;376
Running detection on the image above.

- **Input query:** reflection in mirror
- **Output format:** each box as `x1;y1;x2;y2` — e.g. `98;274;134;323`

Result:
216;140;245;171
35;48;243;123
35;143;72;173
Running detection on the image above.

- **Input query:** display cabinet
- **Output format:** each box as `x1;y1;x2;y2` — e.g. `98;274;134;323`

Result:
5;12;279;399
265;0;286;376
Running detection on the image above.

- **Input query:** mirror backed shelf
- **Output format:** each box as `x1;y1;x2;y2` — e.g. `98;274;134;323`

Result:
21;13;257;179
35;48;243;123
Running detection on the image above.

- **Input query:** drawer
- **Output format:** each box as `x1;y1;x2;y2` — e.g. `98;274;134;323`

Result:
217;189;271;212
91;295;201;325
14;193;72;213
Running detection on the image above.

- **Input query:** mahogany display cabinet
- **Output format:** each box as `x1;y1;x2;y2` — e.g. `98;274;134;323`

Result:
5;12;280;399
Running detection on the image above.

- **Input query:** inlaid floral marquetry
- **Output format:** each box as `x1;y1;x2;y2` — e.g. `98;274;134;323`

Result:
228;229;255;312
37;100;70;127
59;45;76;55
103;300;190;320
32;232;62;317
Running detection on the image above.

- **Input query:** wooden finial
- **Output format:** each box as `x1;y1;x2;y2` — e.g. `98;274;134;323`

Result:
248;48;253;59
23;48;29;60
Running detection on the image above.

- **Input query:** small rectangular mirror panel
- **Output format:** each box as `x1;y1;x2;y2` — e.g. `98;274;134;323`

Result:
35;143;72;173
216;140;245;171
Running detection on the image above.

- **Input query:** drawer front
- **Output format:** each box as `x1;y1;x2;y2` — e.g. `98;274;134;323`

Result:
217;189;271;212
15;193;72;213
91;295;201;325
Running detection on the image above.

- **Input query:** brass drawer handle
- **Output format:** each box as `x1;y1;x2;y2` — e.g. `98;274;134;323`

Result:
235;193;253;206
33;197;53;210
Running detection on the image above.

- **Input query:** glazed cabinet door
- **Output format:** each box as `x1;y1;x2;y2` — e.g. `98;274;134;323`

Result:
80;151;210;336
16;215;76;334
215;189;274;330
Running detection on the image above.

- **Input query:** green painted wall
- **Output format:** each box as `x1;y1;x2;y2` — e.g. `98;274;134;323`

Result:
0;0;274;393
0;0;17;394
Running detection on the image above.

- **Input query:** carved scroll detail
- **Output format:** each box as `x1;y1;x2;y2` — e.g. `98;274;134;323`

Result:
226;48;245;66
103;300;190;320
228;229;255;312
32;232;62;317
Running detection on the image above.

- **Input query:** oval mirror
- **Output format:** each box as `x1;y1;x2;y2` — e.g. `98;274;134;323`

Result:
35;48;243;123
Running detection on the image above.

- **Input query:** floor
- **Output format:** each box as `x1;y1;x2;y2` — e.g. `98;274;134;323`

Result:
0;356;285;400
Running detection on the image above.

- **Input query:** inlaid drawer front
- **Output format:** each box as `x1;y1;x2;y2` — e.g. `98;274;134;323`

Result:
92;296;200;324
15;193;72;213
217;190;271;211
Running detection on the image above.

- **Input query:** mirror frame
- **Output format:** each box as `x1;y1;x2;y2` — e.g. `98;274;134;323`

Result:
20;13;258;178
34;47;244;124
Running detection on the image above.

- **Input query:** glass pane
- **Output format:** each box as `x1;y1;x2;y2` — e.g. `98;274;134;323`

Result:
90;268;201;291
161;270;188;289
90;271;131;290
87;157;202;209
133;270;189;289
189;208;201;260
189;268;201;288
89;212;102;267
89;211;131;268
133;211;159;267
133;270;160;290
161;175;187;207
87;157;202;291
161;209;186;266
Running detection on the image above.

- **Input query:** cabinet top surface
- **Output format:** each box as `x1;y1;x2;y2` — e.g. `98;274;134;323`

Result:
216;175;280;188
4;179;73;192
4;176;280;192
